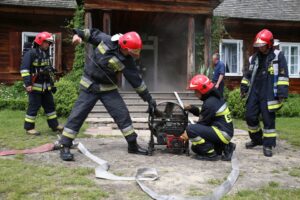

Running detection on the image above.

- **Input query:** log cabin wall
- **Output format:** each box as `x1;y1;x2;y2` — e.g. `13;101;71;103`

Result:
223;18;300;93
0;5;75;84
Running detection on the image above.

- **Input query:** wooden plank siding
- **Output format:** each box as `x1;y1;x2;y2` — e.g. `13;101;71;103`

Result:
85;0;220;14
0;5;75;84
222;18;300;93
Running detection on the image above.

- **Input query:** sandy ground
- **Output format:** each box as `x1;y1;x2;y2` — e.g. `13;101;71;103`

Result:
22;131;300;200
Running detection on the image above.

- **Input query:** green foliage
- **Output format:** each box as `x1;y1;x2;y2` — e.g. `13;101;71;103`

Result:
227;89;246;119
277;95;300;117
54;79;78;117
195;16;228;70
0;82;27;110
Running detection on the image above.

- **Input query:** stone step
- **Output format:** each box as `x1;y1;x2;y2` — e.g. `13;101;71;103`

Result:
95;99;201;106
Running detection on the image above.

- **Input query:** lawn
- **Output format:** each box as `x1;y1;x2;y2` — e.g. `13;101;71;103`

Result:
234;117;300;147
0;109;87;149
0;110;299;199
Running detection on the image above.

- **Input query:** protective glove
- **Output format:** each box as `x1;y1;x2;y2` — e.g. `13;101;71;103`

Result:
51;86;57;94
147;99;157;115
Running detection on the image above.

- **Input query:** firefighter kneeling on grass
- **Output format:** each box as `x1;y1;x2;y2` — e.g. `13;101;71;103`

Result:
20;32;63;136
182;75;235;161
57;28;157;161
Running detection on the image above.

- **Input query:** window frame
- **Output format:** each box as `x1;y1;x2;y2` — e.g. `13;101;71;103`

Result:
280;42;300;78
219;39;243;77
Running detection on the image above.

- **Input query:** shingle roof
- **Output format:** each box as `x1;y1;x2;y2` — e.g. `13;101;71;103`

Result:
0;0;77;9
214;0;300;22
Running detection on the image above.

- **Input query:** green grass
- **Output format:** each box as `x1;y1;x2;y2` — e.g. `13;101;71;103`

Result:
0;158;108;200
289;167;300;178
0;110;87;149
223;185;300;200
234;117;300;147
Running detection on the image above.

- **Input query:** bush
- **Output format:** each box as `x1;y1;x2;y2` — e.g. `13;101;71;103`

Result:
227;89;246;119
54;79;78;116
277;96;300;117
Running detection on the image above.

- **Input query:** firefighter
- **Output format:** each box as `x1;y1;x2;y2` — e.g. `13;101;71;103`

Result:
183;75;235;161
20;32;63;135
241;29;289;157
57;28;157;161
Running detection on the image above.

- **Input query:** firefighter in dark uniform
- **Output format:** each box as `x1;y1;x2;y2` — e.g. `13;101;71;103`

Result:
183;75;235;161
20;32;63;135
241;29;289;157
58;29;157;161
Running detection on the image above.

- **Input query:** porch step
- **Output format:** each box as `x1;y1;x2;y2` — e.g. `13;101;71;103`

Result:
86;91;201;130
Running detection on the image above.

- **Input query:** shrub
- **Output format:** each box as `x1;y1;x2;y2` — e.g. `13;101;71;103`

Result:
227;89;246;119
277;96;300;117
54;79;78;117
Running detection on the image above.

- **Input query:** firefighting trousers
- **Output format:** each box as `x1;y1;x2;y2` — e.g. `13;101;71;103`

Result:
24;91;58;130
62;89;137;145
245;90;276;147
186;123;232;155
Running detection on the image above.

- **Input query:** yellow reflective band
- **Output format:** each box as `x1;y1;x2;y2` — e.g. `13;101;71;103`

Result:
216;107;230;117
47;114;57;120
108;57;125;72
192;139;205;145
122;129;135;137
277;81;289;86
263;133;277;138
25;118;35;123
62;131;76;139
212;126;230;144
32;86;43;91
97;42;109;54
268;103;283;110
135;83;147;93
21;72;30;77
80;79;90;88
100;84;118;92
248;127;261;134
207;149;215;154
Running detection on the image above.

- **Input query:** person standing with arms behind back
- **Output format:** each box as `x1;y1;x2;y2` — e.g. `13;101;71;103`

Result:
212;53;225;97
241;29;289;157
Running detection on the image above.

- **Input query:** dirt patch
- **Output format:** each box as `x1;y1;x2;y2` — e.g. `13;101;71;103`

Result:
23;132;300;199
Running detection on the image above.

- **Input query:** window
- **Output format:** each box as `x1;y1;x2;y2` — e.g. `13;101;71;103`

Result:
21;32;56;68
219;39;243;76
280;42;300;78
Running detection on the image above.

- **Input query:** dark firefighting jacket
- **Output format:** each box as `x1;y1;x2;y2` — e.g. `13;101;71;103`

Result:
241;49;289;112
73;28;152;102
20;48;54;92
189;96;234;143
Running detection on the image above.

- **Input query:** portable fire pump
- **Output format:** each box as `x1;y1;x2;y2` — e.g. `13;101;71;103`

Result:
148;101;189;156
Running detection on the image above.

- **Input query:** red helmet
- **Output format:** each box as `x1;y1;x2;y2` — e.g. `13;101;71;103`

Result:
119;31;142;57
188;74;214;95
34;31;54;45
253;29;273;48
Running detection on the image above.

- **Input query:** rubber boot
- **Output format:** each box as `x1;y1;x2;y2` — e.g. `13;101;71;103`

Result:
52;125;64;133
26;129;41;136
222;142;236;161
60;145;74;161
263;146;273;157
128;140;148;155
194;151;221;161
245;140;262;149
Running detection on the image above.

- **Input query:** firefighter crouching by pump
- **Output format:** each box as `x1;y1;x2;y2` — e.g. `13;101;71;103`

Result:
182;75;235;161
57;28;157;161
241;29;289;157
20;32;63;136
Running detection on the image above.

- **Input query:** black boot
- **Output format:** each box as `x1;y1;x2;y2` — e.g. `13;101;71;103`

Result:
222;142;236;161
60;145;74;161
128;140;148;155
245;140;262;149
194;151;221;161
263;146;273;157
